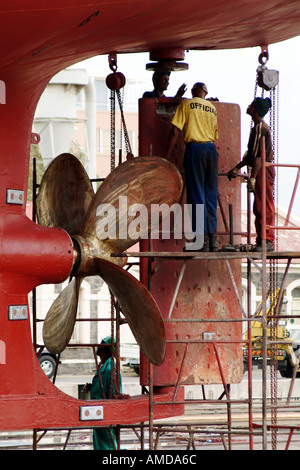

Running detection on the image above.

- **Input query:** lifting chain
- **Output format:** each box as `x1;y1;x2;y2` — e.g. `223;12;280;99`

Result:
269;260;278;450
110;291;118;398
109;292;130;400
108;53;118;171
107;53;133;166
116;88;133;159
107;53;122;400
110;88;116;171
106;53;133;400
254;48;279;449
269;62;279;453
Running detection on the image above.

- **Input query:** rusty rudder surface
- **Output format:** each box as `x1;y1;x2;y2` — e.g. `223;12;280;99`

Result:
139;98;243;386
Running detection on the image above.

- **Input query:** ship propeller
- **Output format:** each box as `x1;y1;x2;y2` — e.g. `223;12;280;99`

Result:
36;153;183;365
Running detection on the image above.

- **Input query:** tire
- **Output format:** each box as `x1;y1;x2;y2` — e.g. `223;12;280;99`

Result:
38;354;56;378
279;360;300;379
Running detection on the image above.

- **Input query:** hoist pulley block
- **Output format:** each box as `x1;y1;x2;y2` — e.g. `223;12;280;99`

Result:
257;66;279;91
106;52;126;91
256;47;279;91
106;71;126;91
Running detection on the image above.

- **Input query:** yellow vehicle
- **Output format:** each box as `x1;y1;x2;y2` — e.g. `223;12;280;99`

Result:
243;289;300;378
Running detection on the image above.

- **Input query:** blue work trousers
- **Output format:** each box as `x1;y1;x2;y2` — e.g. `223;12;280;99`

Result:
184;142;219;236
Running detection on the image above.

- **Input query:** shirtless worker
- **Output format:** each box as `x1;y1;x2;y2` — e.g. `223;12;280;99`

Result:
143;70;187;99
228;97;275;252
165;82;219;252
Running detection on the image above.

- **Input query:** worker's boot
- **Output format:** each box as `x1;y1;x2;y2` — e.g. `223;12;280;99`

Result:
252;240;274;252
209;234;218;252
199;235;209;252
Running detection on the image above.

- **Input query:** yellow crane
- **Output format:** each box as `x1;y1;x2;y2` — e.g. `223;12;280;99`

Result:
244;288;300;378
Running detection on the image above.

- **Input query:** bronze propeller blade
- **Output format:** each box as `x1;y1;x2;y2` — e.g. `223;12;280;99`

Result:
94;258;166;365
36;153;94;235
70;155;184;274
43;277;82;354
83;155;183;253
38;153;183;362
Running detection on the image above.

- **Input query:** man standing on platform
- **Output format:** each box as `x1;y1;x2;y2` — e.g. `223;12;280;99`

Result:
228;97;275;252
165;82;219;252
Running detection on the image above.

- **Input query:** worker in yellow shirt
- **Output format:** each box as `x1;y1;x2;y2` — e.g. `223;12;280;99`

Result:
165;82;219;251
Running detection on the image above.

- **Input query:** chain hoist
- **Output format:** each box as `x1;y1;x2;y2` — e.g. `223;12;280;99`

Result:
105;53;134;400
254;47;280;450
106;53;133;163
269;83;279;447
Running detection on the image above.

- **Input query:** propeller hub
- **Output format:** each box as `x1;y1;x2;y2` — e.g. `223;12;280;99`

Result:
71;234;127;277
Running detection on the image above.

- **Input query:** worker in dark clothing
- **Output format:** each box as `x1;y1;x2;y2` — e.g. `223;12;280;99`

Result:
143;71;186;98
83;336;122;450
228;97;275;252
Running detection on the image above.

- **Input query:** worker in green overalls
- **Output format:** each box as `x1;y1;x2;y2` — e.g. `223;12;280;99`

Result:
84;336;122;450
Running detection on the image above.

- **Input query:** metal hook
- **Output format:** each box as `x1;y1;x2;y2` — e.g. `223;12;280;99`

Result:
258;47;269;65
108;52;118;72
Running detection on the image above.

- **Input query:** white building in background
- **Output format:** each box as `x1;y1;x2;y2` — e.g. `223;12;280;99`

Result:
34;69;92;170
34;67;148;177
74;71;147;179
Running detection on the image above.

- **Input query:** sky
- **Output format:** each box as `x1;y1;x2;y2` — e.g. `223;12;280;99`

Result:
75;35;300;217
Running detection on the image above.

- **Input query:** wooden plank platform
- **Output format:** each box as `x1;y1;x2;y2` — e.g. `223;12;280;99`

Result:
111;251;300;260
